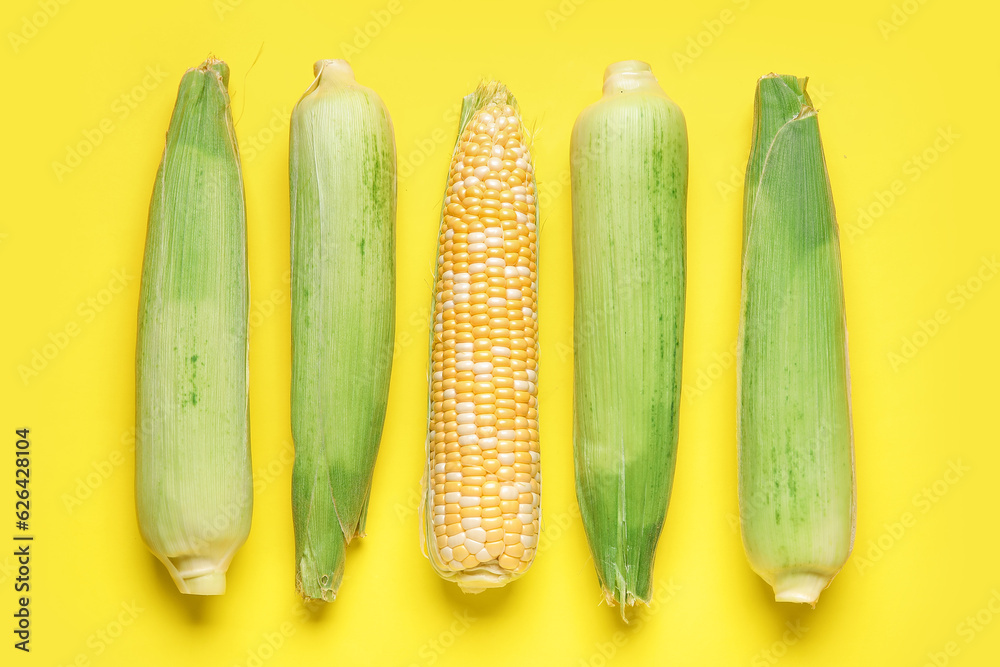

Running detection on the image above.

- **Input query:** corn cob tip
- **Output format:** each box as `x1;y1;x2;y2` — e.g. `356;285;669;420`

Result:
604;59;651;76
758;71;808;87
298;60;358;104
593;567;656;622
292;525;348;603
295;573;339;603
195;58;230;86
754;72;813;110
601;589;643;624
601;60;664;97
461;81;520;124
313;58;355;80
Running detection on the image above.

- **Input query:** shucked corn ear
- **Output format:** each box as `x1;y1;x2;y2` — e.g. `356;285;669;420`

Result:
135;59;251;595
738;74;855;606
421;82;540;592
289;60;396;601
571;61;687;614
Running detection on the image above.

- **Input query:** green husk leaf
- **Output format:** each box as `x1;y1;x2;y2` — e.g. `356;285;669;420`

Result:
289;60;396;602
135;58;252;596
570;61;687;617
743;74;811;256
737;74;855;606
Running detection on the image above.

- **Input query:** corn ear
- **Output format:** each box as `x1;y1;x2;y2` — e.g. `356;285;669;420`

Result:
571;61;687;614
737;74;855;606
135;58;251;596
289;60;396;601
420;82;541;592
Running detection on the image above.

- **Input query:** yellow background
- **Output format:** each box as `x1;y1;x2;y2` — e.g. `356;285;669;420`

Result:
1;0;997;664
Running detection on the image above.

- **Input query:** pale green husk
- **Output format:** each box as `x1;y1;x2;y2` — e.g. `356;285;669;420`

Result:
135;58;252;596
570;61;687;617
289;60;396;602
737;74;855;606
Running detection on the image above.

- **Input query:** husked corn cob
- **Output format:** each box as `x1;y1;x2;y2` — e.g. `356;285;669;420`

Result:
571;61;687;614
738;74;855;606
289;60;396;601
135;58;251;595
421;82;540;592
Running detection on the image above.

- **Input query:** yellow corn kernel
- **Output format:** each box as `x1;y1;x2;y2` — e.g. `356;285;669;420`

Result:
420;82;540;593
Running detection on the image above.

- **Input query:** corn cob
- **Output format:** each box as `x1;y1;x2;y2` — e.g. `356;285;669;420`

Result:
738;74;855;606
421;82;540;592
289;60;396;601
135;58;251;596
570;61;687;614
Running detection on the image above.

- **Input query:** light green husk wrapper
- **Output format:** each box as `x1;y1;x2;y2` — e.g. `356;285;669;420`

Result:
737;74;855;606
135;58;252;596
289;60;396;602
570;61;687;616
